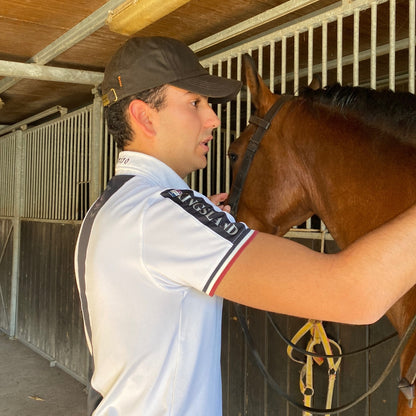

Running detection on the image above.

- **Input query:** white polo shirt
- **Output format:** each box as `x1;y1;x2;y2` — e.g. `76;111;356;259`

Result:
75;151;256;415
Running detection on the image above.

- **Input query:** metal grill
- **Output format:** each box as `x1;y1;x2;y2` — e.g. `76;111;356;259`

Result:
189;0;415;246
1;106;92;221
0;132;16;217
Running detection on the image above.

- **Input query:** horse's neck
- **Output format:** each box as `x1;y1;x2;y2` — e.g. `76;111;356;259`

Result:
291;104;416;248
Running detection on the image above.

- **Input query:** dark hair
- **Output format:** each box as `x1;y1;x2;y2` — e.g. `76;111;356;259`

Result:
105;85;168;149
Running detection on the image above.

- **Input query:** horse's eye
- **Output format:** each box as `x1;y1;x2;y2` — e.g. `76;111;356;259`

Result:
228;153;238;163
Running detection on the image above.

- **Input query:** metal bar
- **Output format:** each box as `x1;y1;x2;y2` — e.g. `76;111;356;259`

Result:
409;0;415;93
57;122;64;219
5;134;16;216
353;8;360;86
322;21;328;86
0;135;12;215
337;15;343;83
44;125;49;219
102;121;109;190
0;60;103;86
284;229;334;240
63;120;69;219
46;124;52;219
85;111;91;215
225;57;232;193
23;132;34;217
74;114;81;220
23;133;30;217
0;106;67;136
294;31;299;93
270;41;276;93
90;89;104;204
206;64;213;194
236;54;242;138
258;45;264;77
389;0;396;90
63;119;70;220
69;117;75;220
79;112;86;216
9;130;23;337
216;60;222;194
308;26;314;84
74;116;80;219
41;126;47;219
0;0;125;94
33;130;40;218
191;0;322;53
51;124;58;219
281;37;287;94
370;3;377;89
247;49;252;123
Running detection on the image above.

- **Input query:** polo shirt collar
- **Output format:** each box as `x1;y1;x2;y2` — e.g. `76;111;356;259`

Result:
115;151;189;190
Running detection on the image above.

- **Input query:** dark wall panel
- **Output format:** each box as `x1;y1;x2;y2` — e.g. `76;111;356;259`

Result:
18;220;88;381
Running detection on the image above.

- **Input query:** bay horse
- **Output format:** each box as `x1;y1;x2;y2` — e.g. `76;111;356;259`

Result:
228;54;416;415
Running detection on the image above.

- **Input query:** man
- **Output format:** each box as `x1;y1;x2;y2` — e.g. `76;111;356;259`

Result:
75;36;416;415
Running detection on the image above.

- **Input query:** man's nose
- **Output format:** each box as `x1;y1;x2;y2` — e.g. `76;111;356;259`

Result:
206;106;221;129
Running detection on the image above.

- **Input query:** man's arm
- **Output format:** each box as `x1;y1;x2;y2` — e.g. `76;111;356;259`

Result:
216;204;416;325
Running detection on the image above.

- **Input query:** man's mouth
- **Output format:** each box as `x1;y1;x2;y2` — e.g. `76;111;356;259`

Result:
200;136;213;150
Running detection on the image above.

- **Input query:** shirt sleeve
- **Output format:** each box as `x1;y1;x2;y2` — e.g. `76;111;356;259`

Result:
142;189;257;296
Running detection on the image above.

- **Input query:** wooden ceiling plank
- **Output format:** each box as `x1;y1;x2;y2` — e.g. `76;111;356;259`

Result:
0;0;125;94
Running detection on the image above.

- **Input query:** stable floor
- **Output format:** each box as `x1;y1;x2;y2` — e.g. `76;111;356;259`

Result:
0;332;87;416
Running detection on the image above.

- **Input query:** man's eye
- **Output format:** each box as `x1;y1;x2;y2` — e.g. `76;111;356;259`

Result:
191;99;200;107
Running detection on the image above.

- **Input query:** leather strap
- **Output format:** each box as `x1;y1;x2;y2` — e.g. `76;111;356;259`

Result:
228;95;292;216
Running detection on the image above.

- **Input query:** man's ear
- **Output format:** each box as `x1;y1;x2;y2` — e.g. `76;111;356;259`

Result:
128;99;156;136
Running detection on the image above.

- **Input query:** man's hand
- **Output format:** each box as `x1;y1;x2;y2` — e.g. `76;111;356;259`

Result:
209;193;231;213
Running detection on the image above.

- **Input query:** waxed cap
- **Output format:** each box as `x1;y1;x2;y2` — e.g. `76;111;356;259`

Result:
102;36;242;106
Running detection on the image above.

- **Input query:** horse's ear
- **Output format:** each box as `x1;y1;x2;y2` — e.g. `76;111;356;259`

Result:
243;54;273;110
308;76;322;90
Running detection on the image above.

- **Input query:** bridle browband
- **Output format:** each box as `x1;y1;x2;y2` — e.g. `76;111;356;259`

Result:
228;94;293;216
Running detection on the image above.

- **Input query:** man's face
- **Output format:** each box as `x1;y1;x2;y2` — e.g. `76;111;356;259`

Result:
152;85;220;178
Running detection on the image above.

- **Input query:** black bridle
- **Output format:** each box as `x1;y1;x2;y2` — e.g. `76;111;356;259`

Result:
228;94;293;217
226;93;416;413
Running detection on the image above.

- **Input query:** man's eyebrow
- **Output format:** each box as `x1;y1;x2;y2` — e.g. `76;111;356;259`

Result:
185;91;208;99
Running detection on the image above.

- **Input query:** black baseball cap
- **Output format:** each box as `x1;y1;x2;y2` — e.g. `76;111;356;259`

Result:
102;36;242;107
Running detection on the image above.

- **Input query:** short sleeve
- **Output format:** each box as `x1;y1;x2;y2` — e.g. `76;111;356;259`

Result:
142;189;256;296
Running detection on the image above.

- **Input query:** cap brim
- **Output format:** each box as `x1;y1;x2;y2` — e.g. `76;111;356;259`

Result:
171;74;242;104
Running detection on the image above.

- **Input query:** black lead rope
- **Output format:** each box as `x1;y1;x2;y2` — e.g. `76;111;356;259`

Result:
235;303;416;414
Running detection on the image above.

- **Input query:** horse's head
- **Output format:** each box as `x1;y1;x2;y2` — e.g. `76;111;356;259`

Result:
228;54;314;236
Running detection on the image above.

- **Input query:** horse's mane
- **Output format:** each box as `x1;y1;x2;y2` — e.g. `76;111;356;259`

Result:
299;83;416;142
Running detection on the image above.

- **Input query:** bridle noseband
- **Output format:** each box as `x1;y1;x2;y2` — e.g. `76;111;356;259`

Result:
228;94;293;216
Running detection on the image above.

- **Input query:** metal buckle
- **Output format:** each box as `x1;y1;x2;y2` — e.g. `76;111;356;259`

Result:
398;377;415;408
102;88;118;107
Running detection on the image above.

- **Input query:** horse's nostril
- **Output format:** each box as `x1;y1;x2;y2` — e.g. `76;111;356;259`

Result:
228;153;238;163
